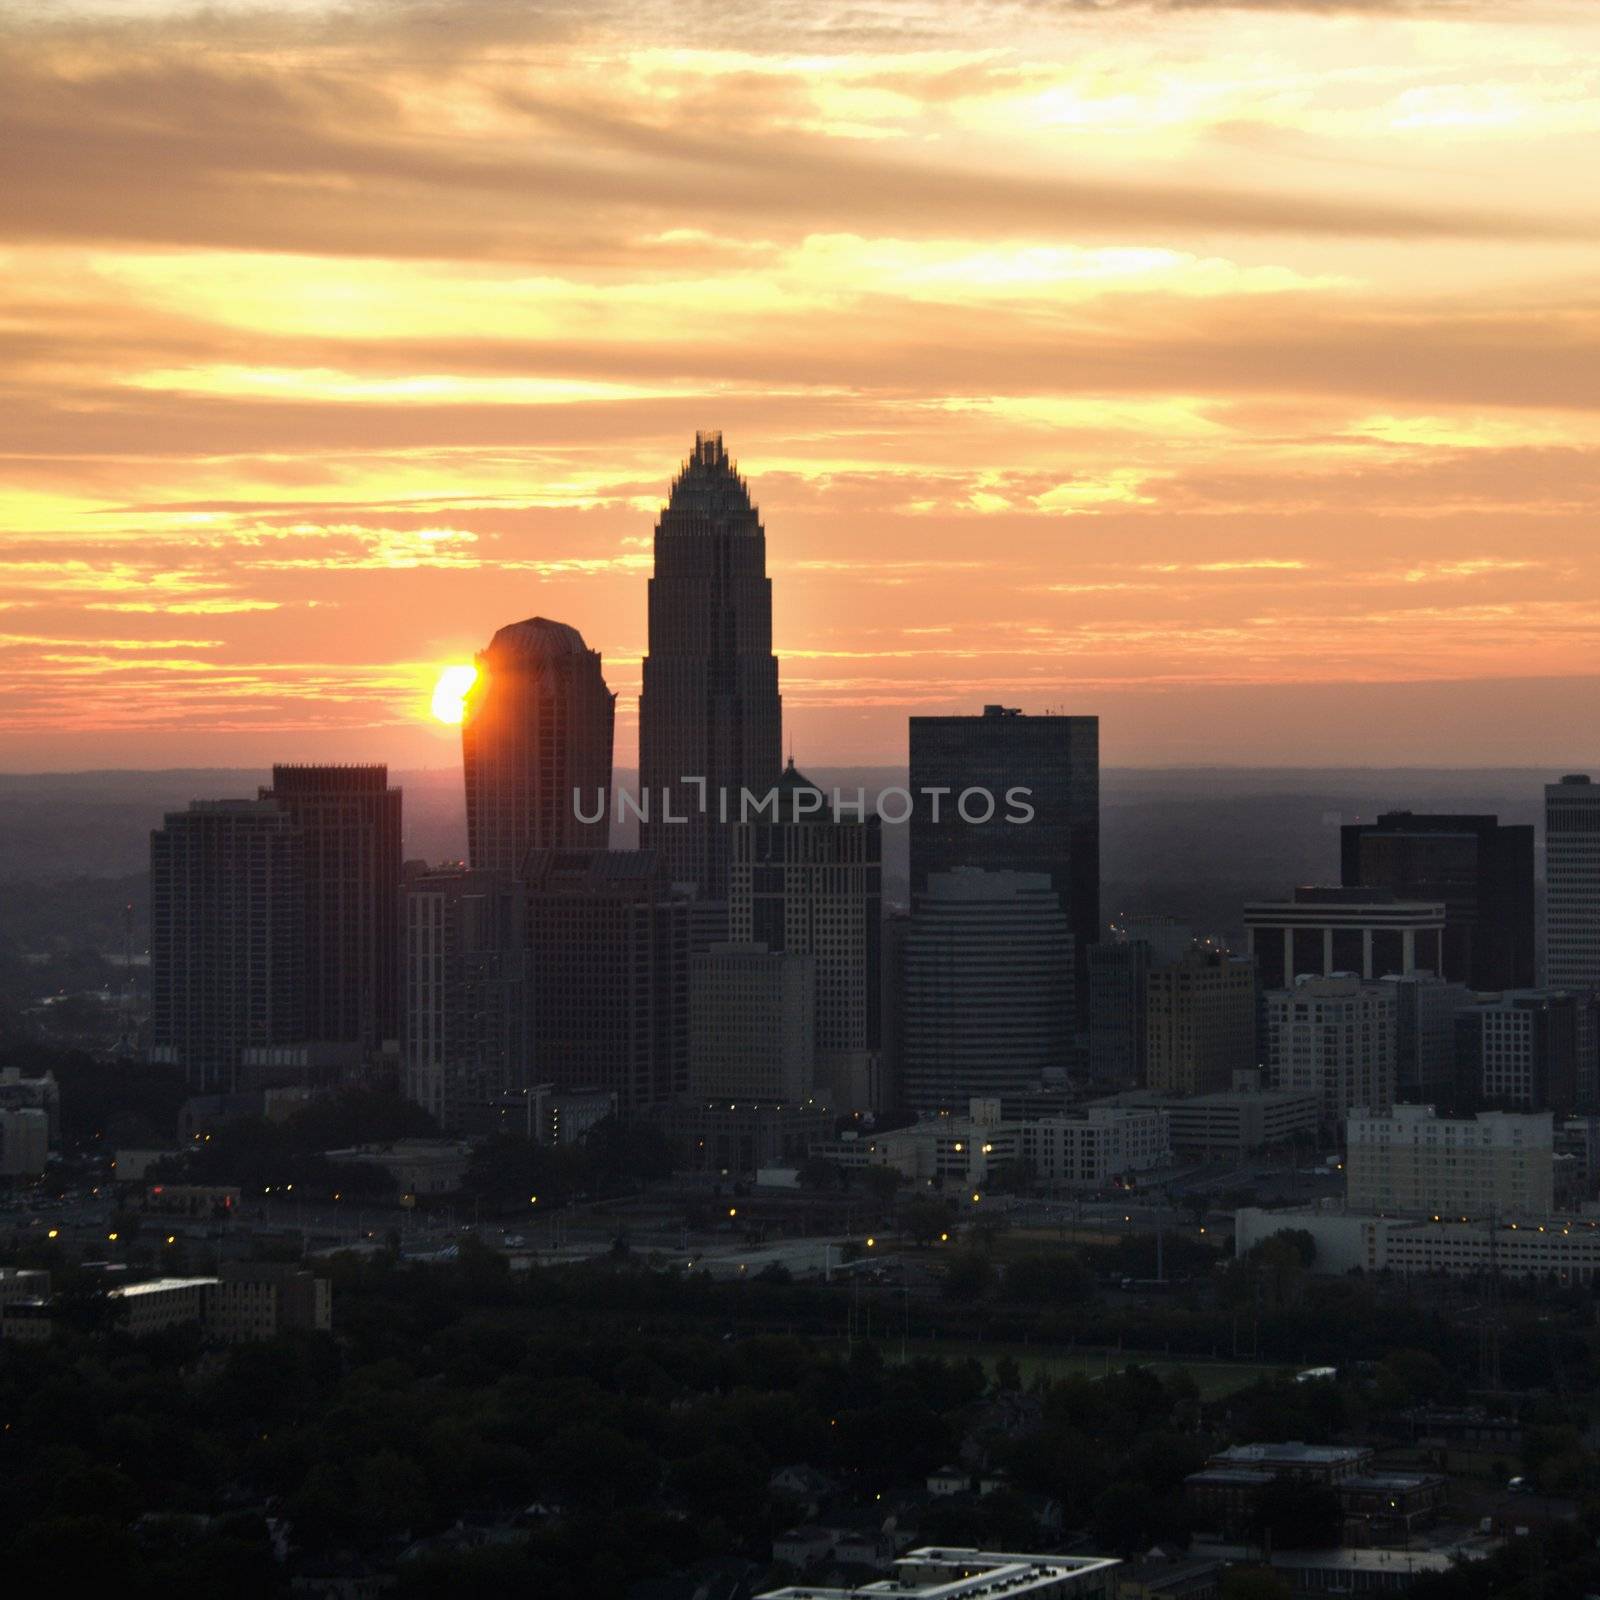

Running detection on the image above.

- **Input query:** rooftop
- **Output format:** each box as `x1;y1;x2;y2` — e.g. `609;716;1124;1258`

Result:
757;1547;1121;1599
482;616;593;661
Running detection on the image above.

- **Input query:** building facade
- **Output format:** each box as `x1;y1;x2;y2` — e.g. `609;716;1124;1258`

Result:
1145;949;1257;1096
900;868;1072;1114
523;848;689;1112
909;706;1098;1027
638;432;783;901
1545;774;1600;991
1244;887;1447;987
1454;988;1593;1116
259;764;402;1054
1340;811;1535;991
402;868;531;1132
1345;1103;1554;1217
729;760;882;1110
462;616;615;874
150;799;305;1093
1381;972;1472;1108
689;942;816;1104
1086;940;1151;1090
1265;974;1396;1130
1237;1204;1600;1282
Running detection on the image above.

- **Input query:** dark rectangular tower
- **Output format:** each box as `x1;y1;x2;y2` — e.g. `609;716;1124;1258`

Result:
260;764;403;1054
909;705;1099;1024
639;432;782;902
523;848;689;1112
150;799;305;1092
1340;812;1535;991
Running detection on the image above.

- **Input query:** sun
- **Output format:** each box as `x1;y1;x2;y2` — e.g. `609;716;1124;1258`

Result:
431;663;478;724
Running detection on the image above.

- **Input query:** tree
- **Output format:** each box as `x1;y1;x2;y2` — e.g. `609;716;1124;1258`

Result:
943;1250;993;1303
861;1165;904;1202
900;1196;953;1246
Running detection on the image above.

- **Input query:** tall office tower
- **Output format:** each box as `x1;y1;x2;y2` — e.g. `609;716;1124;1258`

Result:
900;868;1071;1114
638;431;783;901
462;617;615;874
1341;812;1535;991
909;705;1099;1025
150;800;305;1093
1454;989;1594;1116
1345;1104;1554;1218
1264;973;1397;1131
259;765;402;1053
880;909;912;1111
1381;972;1472;1107
1145;948;1257;1096
1244;887;1447;988
1087;940;1151;1088
402;869;530;1133
1546;775;1600;990
523;848;689;1112
688;942;816;1103
729;760;882;1110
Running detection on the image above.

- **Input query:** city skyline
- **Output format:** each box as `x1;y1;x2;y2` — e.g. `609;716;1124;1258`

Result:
5;1;1600;771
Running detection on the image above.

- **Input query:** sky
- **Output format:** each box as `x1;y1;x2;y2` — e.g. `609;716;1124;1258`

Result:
3;0;1599;772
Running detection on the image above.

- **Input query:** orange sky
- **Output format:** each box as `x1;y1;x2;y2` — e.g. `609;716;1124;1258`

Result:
4;0;1600;771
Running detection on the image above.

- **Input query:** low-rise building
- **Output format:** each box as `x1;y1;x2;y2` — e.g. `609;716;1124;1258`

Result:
0;1106;49;1178
1116;1556;1221;1600
107;1276;219;1336
811;1099;1170;1191
758;1548;1121;1600
1096;1078;1319;1158
326;1140;472;1196
659;1099;834;1176
208;1262;333;1341
1345;1104;1553;1217
1208;1443;1373;1483
1237;1205;1600;1282
1269;1547;1481;1596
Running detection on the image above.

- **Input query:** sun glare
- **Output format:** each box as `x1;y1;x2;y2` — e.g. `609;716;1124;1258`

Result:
431;663;477;724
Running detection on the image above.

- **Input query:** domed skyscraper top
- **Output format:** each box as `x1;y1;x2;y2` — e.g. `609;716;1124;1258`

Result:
483;616;593;661
463;614;615;873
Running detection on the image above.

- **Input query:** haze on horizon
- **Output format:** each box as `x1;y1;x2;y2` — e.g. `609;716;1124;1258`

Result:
3;0;1600;773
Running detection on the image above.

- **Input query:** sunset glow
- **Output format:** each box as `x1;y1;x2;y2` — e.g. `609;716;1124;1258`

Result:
5;0;1600;768
431;665;478;726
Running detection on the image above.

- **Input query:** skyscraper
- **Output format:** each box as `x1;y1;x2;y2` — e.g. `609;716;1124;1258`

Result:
900;867;1071;1114
462;616;615;875
523;848;689;1112
639;432;782;901
1340;812;1535;991
402;868;530;1132
150;799;305;1092
909;705;1099;1025
689;942;816;1103
729;760;882;1110
1145;948;1257;1095
1545;774;1600;990
259;764;402;1053
1086;940;1151;1089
